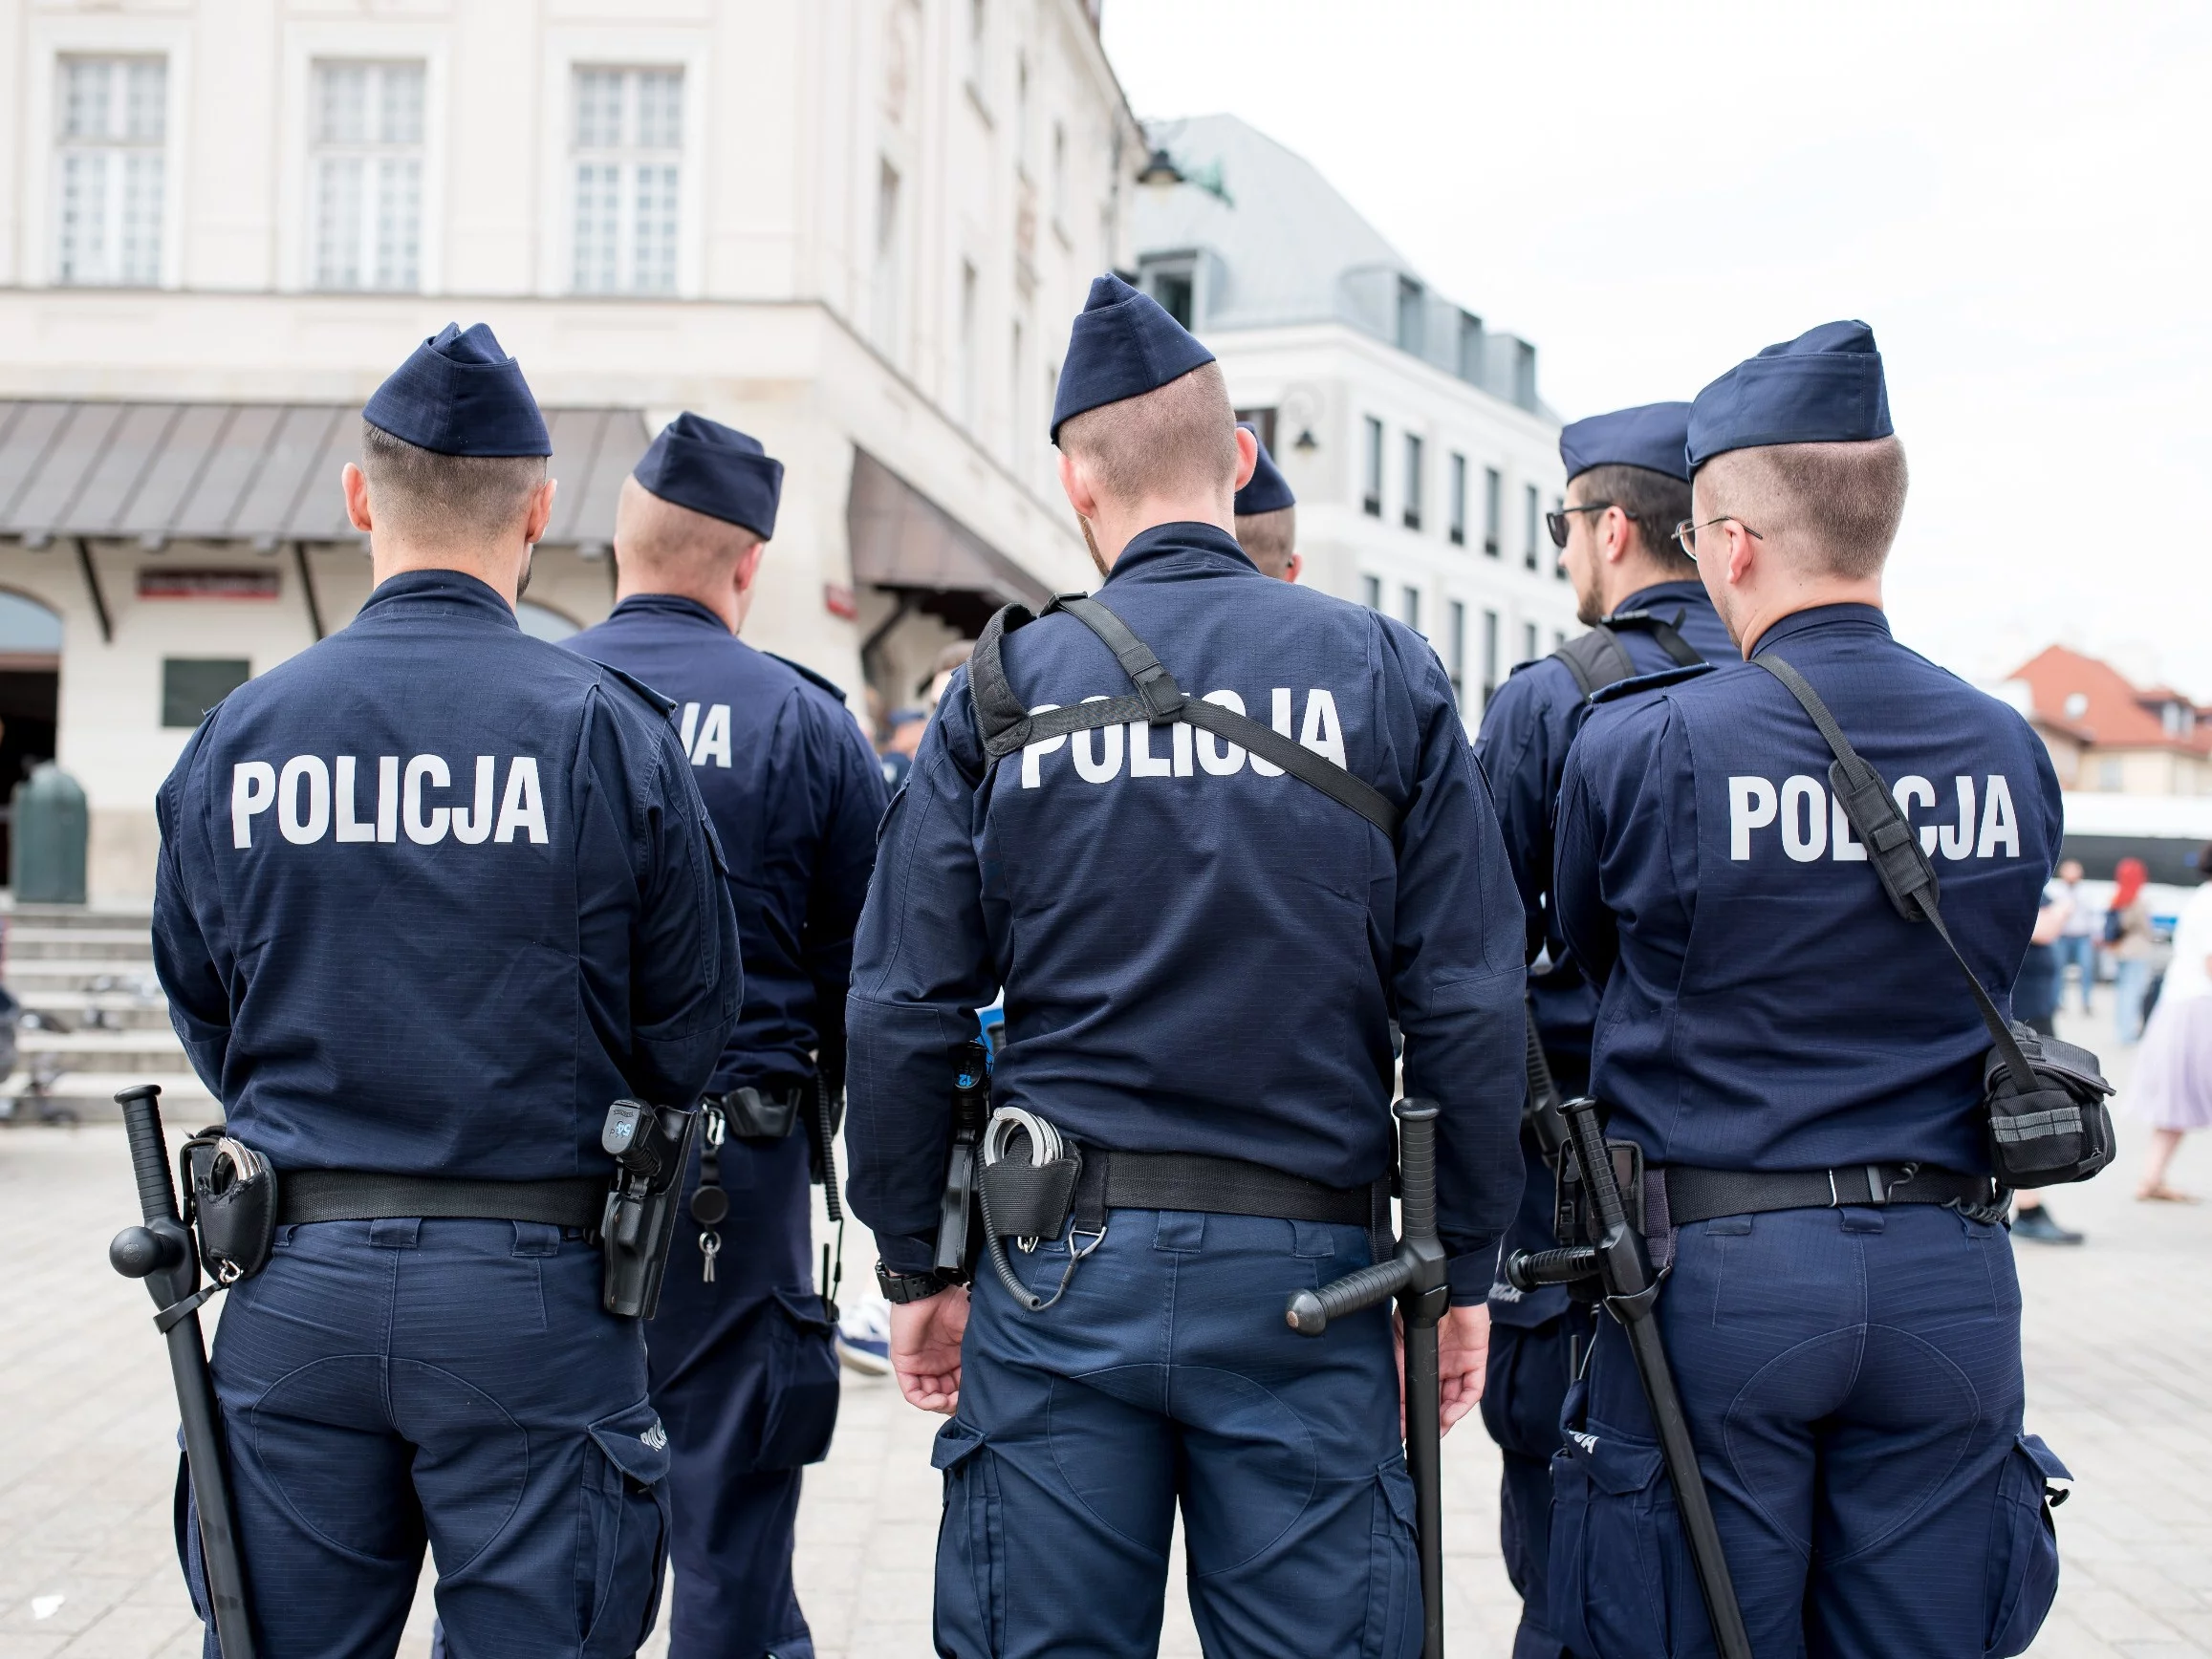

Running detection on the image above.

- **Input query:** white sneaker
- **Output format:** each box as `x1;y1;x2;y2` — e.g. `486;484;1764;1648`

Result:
835;1297;893;1375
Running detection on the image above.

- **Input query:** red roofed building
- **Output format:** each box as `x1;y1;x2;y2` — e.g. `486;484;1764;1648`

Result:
2004;645;2212;794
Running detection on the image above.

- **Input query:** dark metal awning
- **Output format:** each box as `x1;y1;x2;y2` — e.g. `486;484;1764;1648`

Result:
846;448;1051;609
0;400;649;549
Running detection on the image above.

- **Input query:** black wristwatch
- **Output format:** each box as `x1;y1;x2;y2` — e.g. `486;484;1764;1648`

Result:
876;1261;947;1304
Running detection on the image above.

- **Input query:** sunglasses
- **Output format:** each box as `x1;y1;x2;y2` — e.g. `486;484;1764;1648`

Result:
1545;502;1612;549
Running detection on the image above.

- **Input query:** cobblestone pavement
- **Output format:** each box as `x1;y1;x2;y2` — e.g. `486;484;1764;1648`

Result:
3;999;2207;1658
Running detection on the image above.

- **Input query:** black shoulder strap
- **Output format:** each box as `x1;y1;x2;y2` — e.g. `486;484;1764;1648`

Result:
965;594;1401;839
1551;626;1637;700
1756;653;2039;1092
1603;608;1706;669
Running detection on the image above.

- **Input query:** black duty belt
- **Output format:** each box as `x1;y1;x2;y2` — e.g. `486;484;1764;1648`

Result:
278;1171;604;1230
1662;1163;1997;1227
1071;1149;1386;1237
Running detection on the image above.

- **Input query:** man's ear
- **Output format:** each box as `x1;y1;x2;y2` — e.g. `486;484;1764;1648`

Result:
1724;519;1759;586
1232;424;1260;492
1599;505;1632;567
1058;448;1100;523
524;477;558;545
342;463;374;534
732;538;767;594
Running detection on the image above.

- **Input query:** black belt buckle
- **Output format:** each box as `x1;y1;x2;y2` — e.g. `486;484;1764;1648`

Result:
1837;1163;1904;1208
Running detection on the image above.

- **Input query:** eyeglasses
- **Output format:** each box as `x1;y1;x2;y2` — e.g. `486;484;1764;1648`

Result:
1672;515;1764;563
1545;502;1612;549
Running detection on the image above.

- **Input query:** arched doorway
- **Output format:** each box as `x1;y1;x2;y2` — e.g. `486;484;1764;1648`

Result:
0;590;62;879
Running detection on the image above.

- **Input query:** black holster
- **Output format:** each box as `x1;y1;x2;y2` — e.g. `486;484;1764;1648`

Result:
599;1101;701;1320
178;1130;280;1284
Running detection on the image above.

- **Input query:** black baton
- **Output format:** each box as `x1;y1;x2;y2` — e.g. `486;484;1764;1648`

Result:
1284;1100;1449;1659
1522;1004;1570;1164
106;1084;258;1659
1507;1097;1751;1659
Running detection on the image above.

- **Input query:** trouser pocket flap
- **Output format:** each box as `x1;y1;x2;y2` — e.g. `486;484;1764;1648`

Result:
579;1402;671;1657
1984;1432;2068;1657
756;1287;841;1471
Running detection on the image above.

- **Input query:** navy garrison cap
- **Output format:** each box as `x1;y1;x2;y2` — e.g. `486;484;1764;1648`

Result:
362;323;551;457
633;412;785;539
1050;272;1216;442
1233;425;1295;515
1686;320;1893;472
1559;401;1693;485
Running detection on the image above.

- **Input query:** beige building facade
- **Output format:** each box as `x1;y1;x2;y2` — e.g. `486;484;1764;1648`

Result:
0;0;1139;902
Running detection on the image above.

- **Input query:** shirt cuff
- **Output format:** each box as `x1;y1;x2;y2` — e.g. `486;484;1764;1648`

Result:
879;1231;941;1279
1446;1246;1499;1306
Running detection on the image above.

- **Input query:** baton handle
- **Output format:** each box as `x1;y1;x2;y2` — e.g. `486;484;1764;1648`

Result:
117;1084;181;1225
1285;1257;1412;1334
1395;1099;1439;1245
1507;1244;1599;1291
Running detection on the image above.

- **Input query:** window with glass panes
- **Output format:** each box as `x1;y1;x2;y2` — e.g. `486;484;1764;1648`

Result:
572;68;683;294
1447;601;1466;707
1524;485;1540;571
54;56;167;287
1448;453;1467;546
312;62;424;291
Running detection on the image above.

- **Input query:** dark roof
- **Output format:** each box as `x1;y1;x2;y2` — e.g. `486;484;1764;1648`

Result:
0;400;648;549
846;448;1050;609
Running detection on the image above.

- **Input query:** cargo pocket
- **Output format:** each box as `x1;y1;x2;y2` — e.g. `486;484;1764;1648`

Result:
576;1402;672;1658
1983;1433;2071;1658
931;1418;1005;1657
1358;1453;1420;1659
172;1446;211;1631
755;1286;841;1470
1548;1413;1680;1659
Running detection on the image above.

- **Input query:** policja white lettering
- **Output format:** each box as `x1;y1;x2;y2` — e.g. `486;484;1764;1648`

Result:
1729;770;2024;863
230;755;550;849
1021;688;1345;789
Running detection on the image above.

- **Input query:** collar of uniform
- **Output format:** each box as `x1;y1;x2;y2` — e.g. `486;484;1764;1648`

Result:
607;592;731;633
1613;579;1709;618
1749;601;1892;657
1101;521;1260;585
356;568;520;628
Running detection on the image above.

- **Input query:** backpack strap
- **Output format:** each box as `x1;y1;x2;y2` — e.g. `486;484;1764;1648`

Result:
1755;652;2041;1095
1603;608;1706;669
965;594;1401;840
1550;625;1637;700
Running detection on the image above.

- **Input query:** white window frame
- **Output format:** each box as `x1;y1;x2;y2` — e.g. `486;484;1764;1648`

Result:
278;24;448;294
18;17;192;291
569;66;686;296
52;54;170;288
538;30;707;300
306;60;429;293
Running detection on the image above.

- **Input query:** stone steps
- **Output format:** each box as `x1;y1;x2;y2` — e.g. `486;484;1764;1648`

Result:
0;904;204;1122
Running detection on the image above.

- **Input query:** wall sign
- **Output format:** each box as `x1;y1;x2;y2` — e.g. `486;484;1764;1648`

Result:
139;570;280;600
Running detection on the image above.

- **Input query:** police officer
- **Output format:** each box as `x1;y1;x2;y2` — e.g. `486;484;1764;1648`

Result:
1468;401;1729;1659
568;413;887;1659
843;272;1527;1658
1550;322;2071;1656
1232;423;1299;581
151;323;742;1658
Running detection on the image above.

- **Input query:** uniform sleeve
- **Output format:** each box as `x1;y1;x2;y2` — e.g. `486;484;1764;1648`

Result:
1555;696;1691;998
1384;630;1530;1302
613;700;744;1104
845;674;997;1277
1472;662;1572;962
149;733;232;1096
799;703;890;1097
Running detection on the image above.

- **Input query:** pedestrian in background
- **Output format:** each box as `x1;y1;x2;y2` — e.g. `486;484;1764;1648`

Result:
2131;843;2212;1203
2012;886;2086;1243
2050;856;2099;1014
2108;855;2157;1043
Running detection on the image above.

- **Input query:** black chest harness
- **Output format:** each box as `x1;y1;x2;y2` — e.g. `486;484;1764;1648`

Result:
965;593;1400;840
1549;607;1705;700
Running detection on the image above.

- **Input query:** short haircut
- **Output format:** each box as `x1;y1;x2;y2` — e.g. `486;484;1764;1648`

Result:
614;474;760;581
1569;463;1693;575
1235;506;1296;578
1701;437;1909;580
1055;361;1239;506
360;420;547;545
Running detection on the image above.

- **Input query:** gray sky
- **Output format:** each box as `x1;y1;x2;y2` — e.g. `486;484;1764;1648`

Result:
1101;0;2212;695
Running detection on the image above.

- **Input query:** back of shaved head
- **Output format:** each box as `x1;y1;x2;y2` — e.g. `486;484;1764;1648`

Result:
614;474;763;584
1055;361;1240;510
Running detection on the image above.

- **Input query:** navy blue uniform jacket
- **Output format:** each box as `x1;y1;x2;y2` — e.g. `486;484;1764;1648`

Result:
152;571;743;1178
845;524;1527;1300
1555;604;2061;1173
567;594;887;1093
1474;580;1735;1078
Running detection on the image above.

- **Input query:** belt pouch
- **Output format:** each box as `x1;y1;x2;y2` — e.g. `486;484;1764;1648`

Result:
977;1153;1082;1241
723;1087;798;1142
